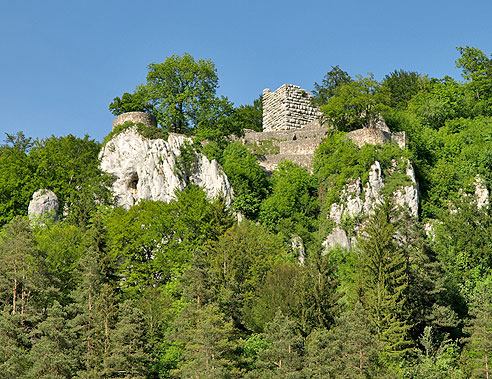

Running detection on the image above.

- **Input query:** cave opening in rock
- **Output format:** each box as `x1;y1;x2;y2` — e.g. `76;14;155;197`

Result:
128;172;139;194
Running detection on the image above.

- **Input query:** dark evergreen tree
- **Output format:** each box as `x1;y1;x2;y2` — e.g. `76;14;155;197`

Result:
0;310;30;378
70;247;106;378
0;217;51;322
27;301;78;378
356;202;412;364
303;303;379;378
295;251;340;335
312;65;352;107
250;263;302;332
463;279;492;378
172;303;244;378
249;311;304;378
102;301;152;379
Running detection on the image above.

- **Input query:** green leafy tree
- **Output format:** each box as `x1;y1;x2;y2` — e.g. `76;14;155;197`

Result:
456;45;492;115
312;65;352;107
405;326;463;379
320;73;389;131
233;95;263;132
381;69;427;109
35;222;95;302
433;199;492;299
108;91;153;115
104;186;233;295
221;142;269;219
259;161;318;241
29;134;112;227
109;53;239;138
0;133;37;226
206;220;288;330
407;76;470;129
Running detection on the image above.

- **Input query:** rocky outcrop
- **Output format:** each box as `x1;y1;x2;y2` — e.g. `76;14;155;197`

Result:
323;159;419;251
99;126;233;209
290;236;305;265
28;189;59;223
475;175;489;209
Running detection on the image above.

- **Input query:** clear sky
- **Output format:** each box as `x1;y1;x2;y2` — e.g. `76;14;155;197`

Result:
1;0;491;143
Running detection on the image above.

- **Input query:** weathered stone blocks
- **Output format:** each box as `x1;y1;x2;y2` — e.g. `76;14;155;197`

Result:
112;112;157;131
263;84;322;132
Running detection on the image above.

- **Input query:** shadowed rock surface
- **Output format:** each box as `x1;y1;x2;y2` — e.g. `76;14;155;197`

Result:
28;189;59;223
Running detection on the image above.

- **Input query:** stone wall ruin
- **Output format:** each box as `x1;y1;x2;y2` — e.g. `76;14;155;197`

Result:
262;84;322;132
112;111;157;131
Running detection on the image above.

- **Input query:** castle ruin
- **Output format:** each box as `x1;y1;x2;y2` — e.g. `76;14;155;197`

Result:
243;83;407;173
262;84;322;131
112;111;157;131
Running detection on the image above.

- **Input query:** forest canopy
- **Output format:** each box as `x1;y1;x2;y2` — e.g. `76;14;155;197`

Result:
2;46;492;377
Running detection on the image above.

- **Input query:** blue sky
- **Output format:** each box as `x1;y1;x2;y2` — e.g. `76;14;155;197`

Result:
1;0;491;143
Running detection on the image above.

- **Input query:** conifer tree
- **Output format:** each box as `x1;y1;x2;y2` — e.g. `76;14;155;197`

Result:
250;310;304;378
70;248;106;378
296;251;340;335
0;310;29;378
172;303;243;378
102;301;152;379
463;279;492;378
27;301;78;378
303;302;379;378
356;202;412;364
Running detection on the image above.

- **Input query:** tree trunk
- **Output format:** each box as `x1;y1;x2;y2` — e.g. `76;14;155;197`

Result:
485;346;489;379
12;259;17;314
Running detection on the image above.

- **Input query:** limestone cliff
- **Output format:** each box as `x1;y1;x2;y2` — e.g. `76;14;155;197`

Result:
28;189;59;224
99;126;233;209
324;159;419;251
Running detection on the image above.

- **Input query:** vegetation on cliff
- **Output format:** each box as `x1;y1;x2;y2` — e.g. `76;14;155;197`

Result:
1;46;492;377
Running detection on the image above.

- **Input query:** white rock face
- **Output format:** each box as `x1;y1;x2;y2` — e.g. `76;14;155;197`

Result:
475;175;489;209
394;161;419;218
323;226;352;251
99;127;233;209
324;159;419;250
28;189;59;222
291;236;305;265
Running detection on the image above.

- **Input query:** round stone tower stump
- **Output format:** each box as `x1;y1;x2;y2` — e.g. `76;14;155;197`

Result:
112;112;157;131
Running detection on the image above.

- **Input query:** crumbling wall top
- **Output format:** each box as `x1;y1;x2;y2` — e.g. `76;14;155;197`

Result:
112;112;157;131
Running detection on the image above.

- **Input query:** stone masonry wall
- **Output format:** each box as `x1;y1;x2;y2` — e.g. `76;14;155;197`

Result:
113;112;157;131
347;128;407;149
243;120;327;173
263;84;322;132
